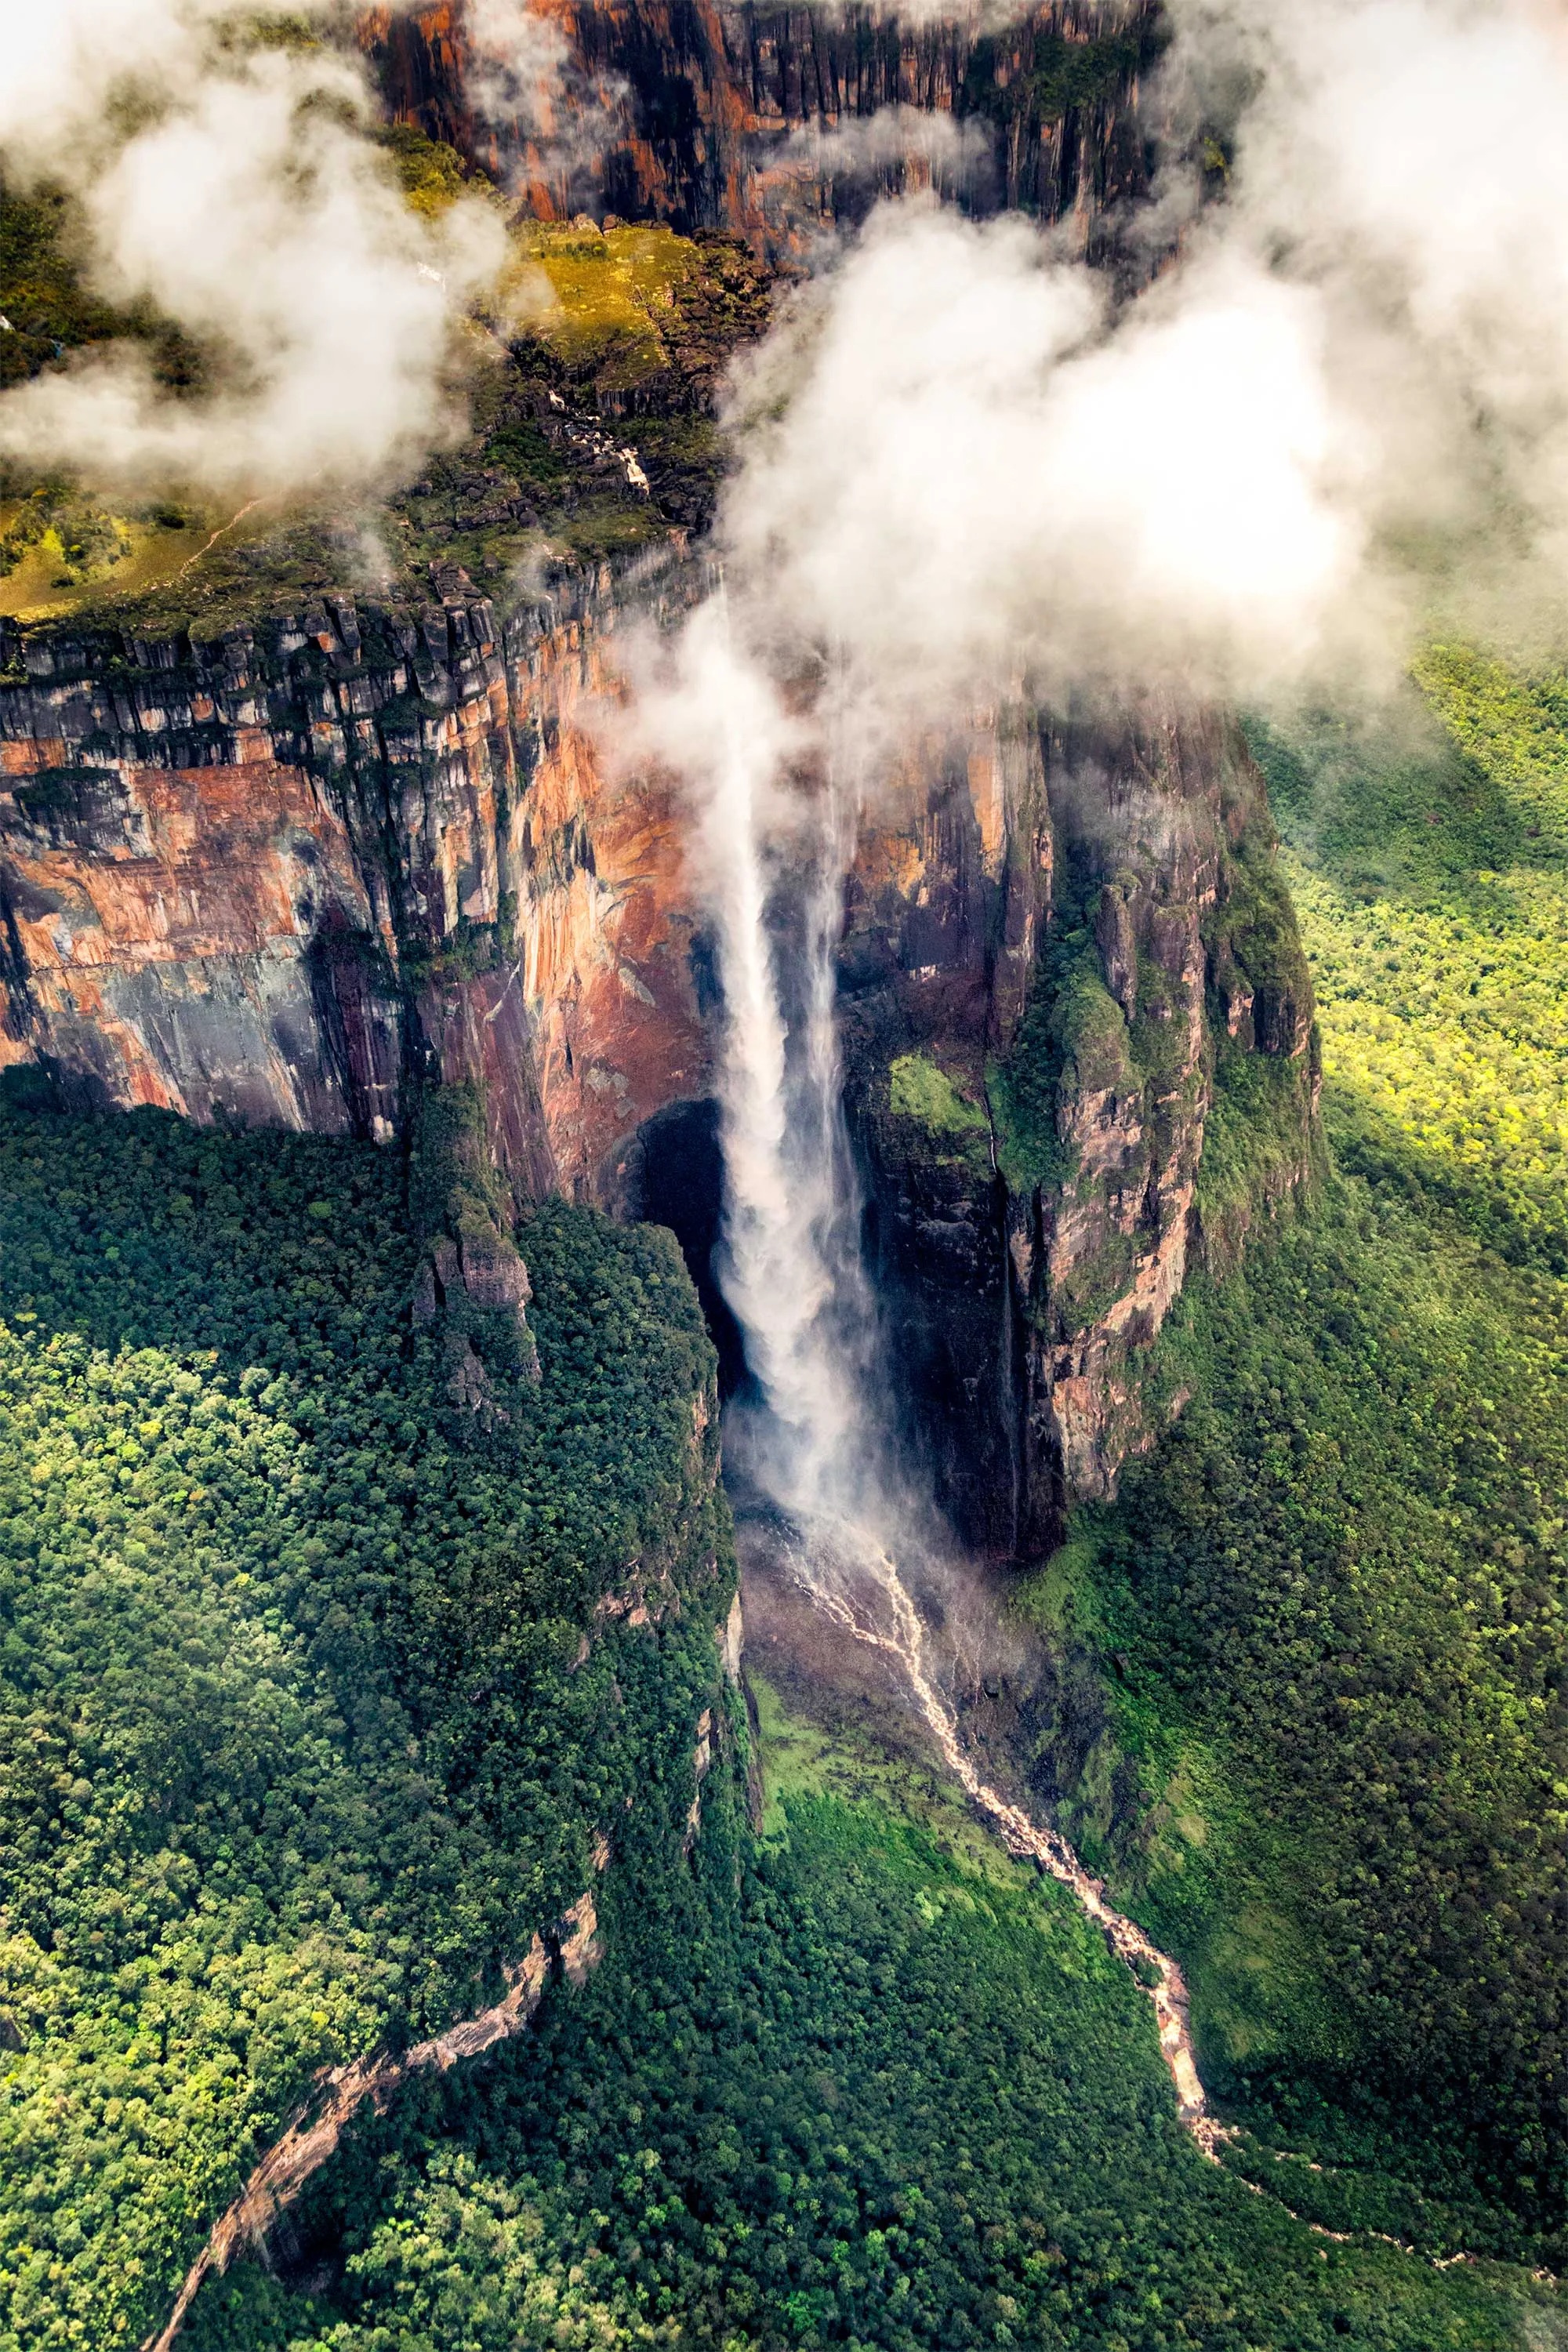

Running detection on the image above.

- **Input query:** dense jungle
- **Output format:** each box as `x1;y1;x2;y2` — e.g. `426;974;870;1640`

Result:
2;4;1568;2350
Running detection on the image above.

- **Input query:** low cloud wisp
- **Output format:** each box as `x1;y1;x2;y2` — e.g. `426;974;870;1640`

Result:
0;0;506;497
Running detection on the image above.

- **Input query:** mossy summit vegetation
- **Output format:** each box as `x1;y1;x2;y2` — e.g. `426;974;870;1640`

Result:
0;1081;728;2349
377;216;768;586
0;142;770;633
0;177;222;612
1027;647;1568;2257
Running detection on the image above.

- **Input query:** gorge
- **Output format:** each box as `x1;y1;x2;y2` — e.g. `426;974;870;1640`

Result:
0;5;1566;2350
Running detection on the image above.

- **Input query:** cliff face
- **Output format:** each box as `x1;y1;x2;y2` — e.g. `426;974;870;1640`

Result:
0;576;1316;1555
842;700;1318;1558
0;566;713;1207
360;1;1158;258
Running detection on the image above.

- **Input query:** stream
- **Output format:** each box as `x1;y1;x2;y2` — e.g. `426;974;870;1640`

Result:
675;612;1214;2136
774;1512;1214;2136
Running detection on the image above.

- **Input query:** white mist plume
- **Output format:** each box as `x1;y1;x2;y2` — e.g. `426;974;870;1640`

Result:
462;0;627;201
712;0;1568;729
723;212;1385;722
773;104;991;201
1163;0;1568;622
0;1;506;496
620;597;884;1514
627;0;1568;1541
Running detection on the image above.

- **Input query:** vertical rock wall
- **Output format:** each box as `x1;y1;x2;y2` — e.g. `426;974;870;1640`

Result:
359;0;1159;258
844;699;1319;1559
0;564;714;1209
0;568;1318;1555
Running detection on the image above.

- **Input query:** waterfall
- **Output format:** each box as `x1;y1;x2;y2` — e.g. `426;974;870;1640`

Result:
680;601;1214;2140
696;605;880;1526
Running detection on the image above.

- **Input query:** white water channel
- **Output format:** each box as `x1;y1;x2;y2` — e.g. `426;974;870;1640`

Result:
687;614;1216;2140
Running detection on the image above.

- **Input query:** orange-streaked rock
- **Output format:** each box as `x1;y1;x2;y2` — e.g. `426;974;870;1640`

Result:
0;573;1316;1555
357;0;1157;261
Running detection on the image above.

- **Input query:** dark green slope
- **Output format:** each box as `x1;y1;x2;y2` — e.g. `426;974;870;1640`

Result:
8;652;1568;2346
0;1086;729;2347
1023;655;1568;2260
187;1702;1528;2352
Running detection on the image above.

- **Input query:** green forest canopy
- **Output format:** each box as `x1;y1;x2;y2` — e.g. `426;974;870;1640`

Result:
0;1090;727;2349
1036;651;1568;2254
5;650;1568;2347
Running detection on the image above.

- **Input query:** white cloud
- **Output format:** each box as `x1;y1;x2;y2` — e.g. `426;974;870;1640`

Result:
711;206;1378;730
681;0;1568;743
0;0;506;496
773;103;992;197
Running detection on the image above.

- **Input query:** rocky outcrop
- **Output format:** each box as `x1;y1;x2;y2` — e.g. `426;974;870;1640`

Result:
361;0;1159;260
0;578;1317;1557
0;748;404;1140
842;699;1319;1559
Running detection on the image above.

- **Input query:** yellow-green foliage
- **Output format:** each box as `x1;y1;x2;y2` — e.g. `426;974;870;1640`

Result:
887;1053;989;1138
1252;650;1568;1271
0;494;216;620
1414;645;1568;851
0;486;133;585
1291;863;1568;1241
375;125;495;220
511;221;699;386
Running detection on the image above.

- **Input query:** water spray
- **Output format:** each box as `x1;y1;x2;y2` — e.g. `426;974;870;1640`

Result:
691;608;1218;2141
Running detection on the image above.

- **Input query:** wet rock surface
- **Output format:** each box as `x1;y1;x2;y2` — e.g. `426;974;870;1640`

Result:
0;611;1318;1552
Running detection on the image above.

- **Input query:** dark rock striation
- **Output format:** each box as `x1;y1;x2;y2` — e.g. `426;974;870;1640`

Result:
361;0;1160;259
0;579;1317;1552
0;561;714;1207
841;699;1319;1558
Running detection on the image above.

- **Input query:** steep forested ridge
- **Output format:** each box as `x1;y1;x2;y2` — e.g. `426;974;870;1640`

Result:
1262;649;1568;1276
1033;655;1568;2256
0;1086;728;2347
